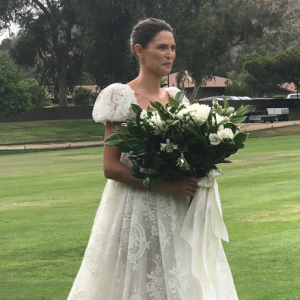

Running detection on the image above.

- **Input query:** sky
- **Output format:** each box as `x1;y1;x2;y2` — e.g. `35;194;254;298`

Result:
0;24;19;43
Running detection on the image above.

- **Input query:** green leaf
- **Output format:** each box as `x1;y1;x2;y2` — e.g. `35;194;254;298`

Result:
165;119;179;127
175;91;184;104
116;141;130;152
132;173;146;179
235;141;245;149
230;116;247;124
132;163;141;174
168;96;179;107
184;122;198;134
157;109;170;121
235;104;249;117
223;95;229;110
217;106;223;116
178;142;188;152
105;134;123;146
151;156;166;169
131;104;142;115
143;177;152;190
152;173;165;184
150;101;163;110
234;132;249;143
170;106;177;114
220;160;233;163
127;138;144;151
224;107;234;117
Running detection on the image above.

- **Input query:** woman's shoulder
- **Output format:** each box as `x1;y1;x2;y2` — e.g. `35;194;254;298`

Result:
92;83;137;124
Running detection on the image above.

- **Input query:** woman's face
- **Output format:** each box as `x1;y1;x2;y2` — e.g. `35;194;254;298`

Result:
141;30;176;75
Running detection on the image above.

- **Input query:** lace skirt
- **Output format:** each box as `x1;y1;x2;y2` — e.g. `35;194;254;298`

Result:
67;179;238;300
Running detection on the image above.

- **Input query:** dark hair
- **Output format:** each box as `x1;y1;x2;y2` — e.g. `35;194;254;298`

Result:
130;18;173;56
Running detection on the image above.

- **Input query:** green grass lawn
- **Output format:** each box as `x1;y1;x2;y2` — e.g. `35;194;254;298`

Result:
0;120;105;144
1;135;300;299
248;124;300;138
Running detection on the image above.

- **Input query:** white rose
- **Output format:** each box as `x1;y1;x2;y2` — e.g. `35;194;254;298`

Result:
189;104;211;126
209;133;222;145
175;108;189;120
217;128;234;140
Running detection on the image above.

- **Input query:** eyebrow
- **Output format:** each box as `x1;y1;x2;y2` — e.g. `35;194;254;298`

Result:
157;44;176;47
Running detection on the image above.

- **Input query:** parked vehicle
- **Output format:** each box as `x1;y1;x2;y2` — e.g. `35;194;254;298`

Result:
199;96;223;101
244;105;275;123
267;108;289;121
286;93;299;99
227;96;240;100
237;96;252;100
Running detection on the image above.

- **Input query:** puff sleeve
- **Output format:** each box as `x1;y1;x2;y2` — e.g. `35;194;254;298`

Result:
92;83;138;124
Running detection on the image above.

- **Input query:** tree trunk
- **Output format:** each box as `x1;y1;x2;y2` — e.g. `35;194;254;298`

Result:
58;63;69;107
189;81;201;103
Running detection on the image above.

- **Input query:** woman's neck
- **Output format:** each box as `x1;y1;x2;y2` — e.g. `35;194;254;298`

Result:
129;68;162;96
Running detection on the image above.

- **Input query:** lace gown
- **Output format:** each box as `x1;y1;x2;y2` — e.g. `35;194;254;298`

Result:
67;83;239;300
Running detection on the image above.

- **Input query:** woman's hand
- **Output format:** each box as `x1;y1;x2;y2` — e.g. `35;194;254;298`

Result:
158;177;199;197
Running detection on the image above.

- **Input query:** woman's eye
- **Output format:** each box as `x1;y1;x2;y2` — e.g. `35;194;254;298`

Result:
158;45;165;50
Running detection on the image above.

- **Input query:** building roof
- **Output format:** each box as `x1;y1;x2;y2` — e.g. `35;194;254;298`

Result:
280;82;297;93
162;72;228;88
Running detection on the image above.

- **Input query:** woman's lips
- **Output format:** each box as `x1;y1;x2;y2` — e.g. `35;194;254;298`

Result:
163;63;172;67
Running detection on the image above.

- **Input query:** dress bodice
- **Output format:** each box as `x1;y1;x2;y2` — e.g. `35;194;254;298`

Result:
92;83;189;124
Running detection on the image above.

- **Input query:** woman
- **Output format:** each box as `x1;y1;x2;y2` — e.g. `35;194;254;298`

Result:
67;18;238;300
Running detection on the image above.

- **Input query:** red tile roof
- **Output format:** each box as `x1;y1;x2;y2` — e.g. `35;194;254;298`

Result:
162;72;228;88
280;82;297;93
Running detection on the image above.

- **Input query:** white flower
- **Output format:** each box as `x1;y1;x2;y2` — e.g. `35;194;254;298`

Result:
212;113;226;125
217;128;234;140
140;109;148;119
188;103;211;126
176;153;190;170
175;108;189;120
149;114;166;131
218;125;224;131
209;133;222;145
160;139;178;153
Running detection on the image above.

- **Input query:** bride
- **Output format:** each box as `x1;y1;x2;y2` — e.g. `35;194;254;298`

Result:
67;18;238;300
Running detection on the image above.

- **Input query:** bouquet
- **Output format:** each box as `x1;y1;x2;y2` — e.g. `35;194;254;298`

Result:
105;91;249;189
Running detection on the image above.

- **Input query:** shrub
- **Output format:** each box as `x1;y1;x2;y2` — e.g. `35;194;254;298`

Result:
0;55;31;115
72;87;93;106
20;78;49;108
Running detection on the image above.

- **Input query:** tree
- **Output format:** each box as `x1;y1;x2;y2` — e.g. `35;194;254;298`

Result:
243;53;281;95
243;48;300;96
272;48;300;95
1;0;85;107
225;71;254;97
0;54;31;115
76;0;288;101
172;0;288;101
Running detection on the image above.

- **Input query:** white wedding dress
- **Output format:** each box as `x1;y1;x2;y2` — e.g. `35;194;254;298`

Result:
67;83;239;300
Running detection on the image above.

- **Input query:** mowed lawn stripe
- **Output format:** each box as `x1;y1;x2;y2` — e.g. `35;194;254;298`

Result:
0;136;300;299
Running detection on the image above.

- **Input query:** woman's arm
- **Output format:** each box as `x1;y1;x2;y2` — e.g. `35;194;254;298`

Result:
103;121;198;197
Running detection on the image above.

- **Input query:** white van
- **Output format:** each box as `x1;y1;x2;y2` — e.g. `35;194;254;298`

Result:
286;93;299;99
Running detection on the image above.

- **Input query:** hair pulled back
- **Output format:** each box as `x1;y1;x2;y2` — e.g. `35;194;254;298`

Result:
130;18;173;56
